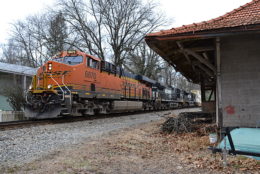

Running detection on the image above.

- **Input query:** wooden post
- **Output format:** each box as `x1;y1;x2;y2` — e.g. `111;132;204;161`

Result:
201;77;205;103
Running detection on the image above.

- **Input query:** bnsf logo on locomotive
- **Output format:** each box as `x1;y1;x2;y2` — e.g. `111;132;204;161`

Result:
85;71;96;79
51;71;70;76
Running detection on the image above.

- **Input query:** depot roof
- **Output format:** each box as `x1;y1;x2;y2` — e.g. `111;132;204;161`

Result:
145;0;260;83
147;0;260;38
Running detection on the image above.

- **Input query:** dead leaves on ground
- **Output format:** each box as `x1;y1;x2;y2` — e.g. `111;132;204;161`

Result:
104;122;260;173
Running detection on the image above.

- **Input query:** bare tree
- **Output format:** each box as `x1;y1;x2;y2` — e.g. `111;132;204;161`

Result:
175;75;200;92
125;41;163;80
8;14;53;67
97;0;165;66
58;0;165;66
162;63;178;87
1;0;166;69
0;39;23;64
58;0;106;59
11;20;39;67
47;12;69;56
2;11;72;67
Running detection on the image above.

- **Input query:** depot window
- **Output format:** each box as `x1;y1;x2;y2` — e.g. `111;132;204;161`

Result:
205;89;215;102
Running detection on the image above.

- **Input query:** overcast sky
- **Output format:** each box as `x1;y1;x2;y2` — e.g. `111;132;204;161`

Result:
0;0;252;44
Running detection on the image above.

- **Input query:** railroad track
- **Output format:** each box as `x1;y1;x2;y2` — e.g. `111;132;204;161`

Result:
0;108;197;131
0;119;70;131
0;115;107;131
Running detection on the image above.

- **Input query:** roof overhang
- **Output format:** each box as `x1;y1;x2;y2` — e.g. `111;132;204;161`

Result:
145;25;260;84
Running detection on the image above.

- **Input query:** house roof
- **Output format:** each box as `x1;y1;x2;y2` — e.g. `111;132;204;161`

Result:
147;0;260;37
0;62;37;76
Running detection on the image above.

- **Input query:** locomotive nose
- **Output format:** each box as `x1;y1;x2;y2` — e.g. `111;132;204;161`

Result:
35;60;72;91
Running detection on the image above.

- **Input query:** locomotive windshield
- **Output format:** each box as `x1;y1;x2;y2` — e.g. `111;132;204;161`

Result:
53;56;83;65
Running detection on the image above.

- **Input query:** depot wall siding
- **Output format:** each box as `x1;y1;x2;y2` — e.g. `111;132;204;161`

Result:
221;34;260;127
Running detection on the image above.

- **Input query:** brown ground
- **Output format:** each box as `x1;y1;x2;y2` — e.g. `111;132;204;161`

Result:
1;119;260;174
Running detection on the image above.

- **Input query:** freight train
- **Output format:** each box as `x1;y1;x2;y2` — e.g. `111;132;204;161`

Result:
24;50;198;119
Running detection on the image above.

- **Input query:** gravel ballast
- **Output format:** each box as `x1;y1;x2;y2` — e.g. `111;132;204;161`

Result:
0;108;199;167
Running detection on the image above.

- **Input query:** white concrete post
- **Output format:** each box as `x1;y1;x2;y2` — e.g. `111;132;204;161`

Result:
216;37;222;127
23;75;27;91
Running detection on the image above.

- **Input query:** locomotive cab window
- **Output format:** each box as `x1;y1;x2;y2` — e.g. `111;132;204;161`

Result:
87;57;99;69
53;56;83;65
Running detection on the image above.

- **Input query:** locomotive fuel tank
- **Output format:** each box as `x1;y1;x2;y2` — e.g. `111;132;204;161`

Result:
112;101;143;111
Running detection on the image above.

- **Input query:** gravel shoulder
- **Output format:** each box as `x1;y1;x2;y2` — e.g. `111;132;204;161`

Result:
0;108;198;168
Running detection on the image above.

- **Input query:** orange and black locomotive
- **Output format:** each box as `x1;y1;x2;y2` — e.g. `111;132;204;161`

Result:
25;50;157;118
25;50;197;118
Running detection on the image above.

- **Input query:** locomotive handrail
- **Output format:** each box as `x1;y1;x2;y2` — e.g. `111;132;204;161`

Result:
50;74;65;101
62;75;72;105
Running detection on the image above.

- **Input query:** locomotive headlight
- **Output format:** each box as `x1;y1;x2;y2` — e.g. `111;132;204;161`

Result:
29;85;33;90
47;84;52;89
48;63;52;70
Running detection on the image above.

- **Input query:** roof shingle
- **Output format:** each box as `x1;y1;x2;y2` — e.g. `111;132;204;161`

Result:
148;0;260;37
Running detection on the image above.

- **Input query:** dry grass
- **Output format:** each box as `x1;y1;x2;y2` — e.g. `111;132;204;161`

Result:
1;120;260;174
